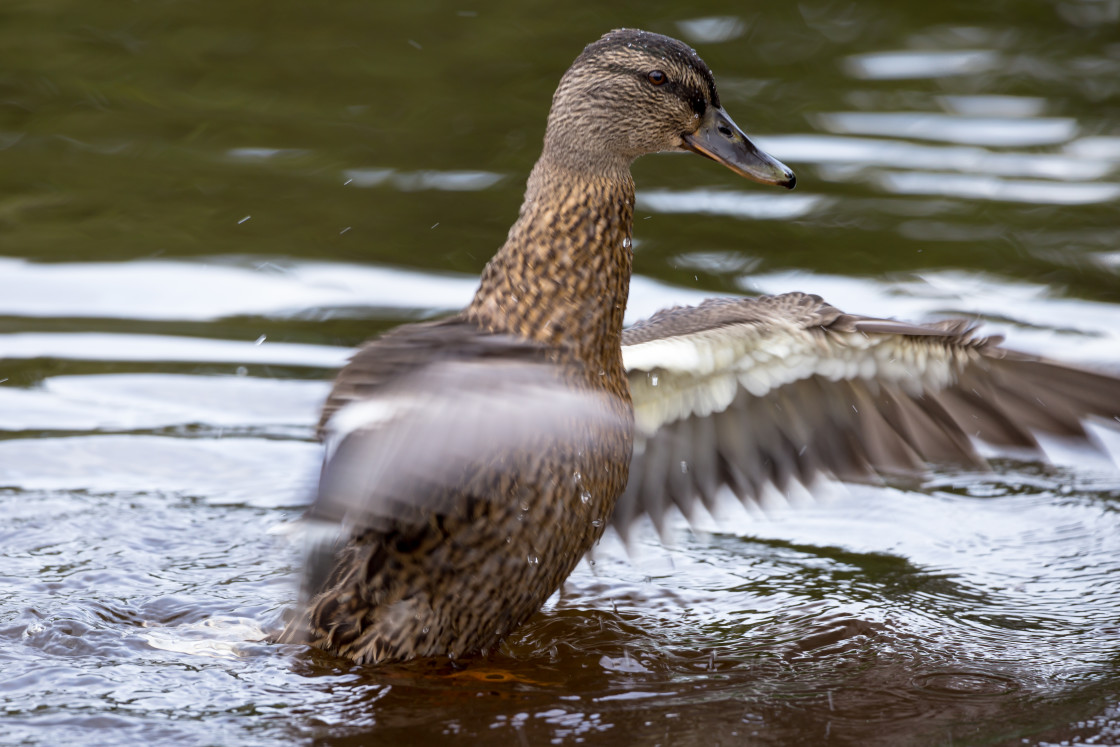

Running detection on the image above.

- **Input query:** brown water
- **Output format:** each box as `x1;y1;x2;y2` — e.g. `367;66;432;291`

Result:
2;1;1120;745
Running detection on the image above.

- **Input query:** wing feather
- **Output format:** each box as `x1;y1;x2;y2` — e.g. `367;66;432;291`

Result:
616;293;1120;535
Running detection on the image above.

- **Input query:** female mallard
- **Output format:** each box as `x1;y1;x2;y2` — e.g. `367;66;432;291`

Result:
279;29;1120;664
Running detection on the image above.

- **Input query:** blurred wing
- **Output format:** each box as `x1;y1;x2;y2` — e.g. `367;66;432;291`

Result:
614;293;1120;533
304;317;631;533
313;356;625;530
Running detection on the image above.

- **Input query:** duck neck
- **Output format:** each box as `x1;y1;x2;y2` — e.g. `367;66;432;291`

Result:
466;152;635;373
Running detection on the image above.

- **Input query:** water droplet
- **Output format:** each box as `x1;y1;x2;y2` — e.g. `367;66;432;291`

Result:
253;334;267;346
581;490;592;505
622;237;632;250
520;501;530;512
422;626;430;634
680;460;688;474
527;554;540;566
572;471;582;484
591;519;602;527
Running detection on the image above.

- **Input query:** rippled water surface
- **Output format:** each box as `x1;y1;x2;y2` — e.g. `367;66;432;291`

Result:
2;1;1120;745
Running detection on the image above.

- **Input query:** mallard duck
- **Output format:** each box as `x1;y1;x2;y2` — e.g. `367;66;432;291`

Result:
278;29;1120;665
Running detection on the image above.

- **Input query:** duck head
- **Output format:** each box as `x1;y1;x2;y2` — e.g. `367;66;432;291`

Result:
542;28;795;188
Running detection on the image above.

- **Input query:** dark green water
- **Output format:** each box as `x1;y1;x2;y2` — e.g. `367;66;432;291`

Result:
2;1;1119;745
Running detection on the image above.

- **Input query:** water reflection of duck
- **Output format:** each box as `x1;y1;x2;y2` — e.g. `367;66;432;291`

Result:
277;29;1120;665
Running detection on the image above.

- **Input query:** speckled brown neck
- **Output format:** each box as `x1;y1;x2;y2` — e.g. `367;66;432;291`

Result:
466;152;636;378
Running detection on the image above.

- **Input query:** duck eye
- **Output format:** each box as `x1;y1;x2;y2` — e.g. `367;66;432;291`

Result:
647;70;667;86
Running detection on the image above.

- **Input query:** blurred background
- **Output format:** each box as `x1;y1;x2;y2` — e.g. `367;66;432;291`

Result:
1;1;1119;745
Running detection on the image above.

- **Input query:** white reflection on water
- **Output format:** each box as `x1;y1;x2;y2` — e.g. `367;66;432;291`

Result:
226;148;309;161
760;134;1116;181
1064;136;1120;160
0;434;319;505
0;257;479;320
844;49;1000;79
0;332;351;366
877;171;1120;205
817;112;1078;147
675;16;746;44
935;95;1047;118
636;190;824;220
0;374;325;432
342;168;504;191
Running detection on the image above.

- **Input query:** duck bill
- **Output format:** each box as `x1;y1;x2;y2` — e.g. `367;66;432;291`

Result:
681;107;796;189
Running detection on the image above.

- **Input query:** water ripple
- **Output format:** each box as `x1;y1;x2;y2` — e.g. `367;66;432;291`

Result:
342;168;503;191
877;171;1120;204
764;134;1116;181
636;190;825;220
817;111;1079;147
845;50;1001;79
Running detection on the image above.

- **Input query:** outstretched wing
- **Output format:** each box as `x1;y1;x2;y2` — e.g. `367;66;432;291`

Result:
614;293;1120;533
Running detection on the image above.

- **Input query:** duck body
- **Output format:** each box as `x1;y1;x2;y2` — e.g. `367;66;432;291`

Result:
280;30;1120;665
288;156;639;662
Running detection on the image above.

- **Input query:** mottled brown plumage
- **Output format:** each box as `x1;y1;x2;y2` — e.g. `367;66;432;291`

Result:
278;29;1120;666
